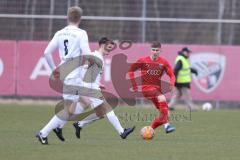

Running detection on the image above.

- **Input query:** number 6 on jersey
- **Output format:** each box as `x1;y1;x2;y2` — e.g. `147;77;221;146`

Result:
64;39;69;56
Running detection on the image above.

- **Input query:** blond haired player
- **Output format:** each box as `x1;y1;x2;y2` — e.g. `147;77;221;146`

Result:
36;6;134;144
36;6;90;145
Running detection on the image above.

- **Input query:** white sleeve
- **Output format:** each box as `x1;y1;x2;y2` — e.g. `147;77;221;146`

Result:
80;31;91;55
44;33;58;70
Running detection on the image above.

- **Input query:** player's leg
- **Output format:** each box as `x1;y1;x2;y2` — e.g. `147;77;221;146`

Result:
36;104;69;144
72;96;102;138
50;98;80;141
150;95;168;128
73;112;100;138
36;114;66;144
150;95;175;133
142;86;172;131
181;87;198;111
73;108;126;139
37;101;76;144
36;78;83;144
97;102;135;139
73;99;135;139
72;100;105;138
52;78;89;141
168;87;182;110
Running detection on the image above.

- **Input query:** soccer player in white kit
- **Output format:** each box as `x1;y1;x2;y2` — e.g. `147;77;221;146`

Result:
36;6;134;145
70;37;135;140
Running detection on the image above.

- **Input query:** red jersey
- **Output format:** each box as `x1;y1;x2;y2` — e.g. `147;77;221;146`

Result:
128;56;175;91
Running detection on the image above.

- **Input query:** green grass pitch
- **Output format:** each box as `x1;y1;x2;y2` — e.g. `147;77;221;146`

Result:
0;103;239;160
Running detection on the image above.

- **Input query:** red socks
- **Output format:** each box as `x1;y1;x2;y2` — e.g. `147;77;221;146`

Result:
151;101;169;129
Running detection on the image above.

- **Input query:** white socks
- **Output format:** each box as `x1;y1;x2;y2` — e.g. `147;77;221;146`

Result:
77;110;124;135
106;111;124;135
40;115;66;137
164;123;170;129
40;102;85;137
40;103;124;137
78;113;100;127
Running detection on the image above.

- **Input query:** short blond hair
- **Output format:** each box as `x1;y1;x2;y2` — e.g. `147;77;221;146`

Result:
67;6;83;23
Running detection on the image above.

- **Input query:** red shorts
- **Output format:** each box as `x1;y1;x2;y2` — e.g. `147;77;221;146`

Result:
142;85;166;109
142;85;162;99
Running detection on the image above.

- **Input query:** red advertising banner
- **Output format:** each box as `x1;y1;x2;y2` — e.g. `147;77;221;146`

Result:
188;45;240;101
0;41;16;96
100;44;240;101
17;41;60;97
1;40;239;101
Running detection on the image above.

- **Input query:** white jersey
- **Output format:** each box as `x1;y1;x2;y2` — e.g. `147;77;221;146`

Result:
44;25;91;79
81;50;104;90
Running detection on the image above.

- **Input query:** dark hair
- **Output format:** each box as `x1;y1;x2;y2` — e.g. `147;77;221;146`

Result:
67;6;83;23
151;41;161;48
181;47;191;53
98;37;112;46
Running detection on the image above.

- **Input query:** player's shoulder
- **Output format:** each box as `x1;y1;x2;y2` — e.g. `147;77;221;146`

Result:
74;28;88;38
158;56;169;63
93;50;104;61
74;27;87;35
53;27;65;37
137;56;149;62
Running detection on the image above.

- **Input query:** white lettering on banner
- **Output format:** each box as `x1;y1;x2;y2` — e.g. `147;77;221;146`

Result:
0;58;3;77
104;59;111;82
30;57;52;80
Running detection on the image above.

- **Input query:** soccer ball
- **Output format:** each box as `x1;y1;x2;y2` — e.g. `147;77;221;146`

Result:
202;102;213;111
140;126;154;140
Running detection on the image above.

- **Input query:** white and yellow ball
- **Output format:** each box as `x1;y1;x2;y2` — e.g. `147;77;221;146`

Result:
140;126;154;140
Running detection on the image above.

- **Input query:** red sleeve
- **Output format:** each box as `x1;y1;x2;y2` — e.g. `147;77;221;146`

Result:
164;60;175;85
128;58;143;91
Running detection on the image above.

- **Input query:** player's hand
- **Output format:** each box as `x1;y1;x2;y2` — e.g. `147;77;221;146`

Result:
130;86;138;92
53;69;60;79
87;59;94;68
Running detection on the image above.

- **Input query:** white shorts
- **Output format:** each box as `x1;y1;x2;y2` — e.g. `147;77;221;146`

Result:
62;78;81;102
87;97;104;109
63;78;104;109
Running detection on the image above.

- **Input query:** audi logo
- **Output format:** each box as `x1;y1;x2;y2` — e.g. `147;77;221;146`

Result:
147;69;162;75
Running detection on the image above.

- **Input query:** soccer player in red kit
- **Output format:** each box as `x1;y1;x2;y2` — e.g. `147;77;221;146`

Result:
128;41;176;133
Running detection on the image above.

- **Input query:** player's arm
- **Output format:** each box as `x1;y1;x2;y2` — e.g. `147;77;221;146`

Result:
44;33;58;70
164;60;176;86
80;30;91;56
44;33;59;78
128;59;143;91
190;67;198;76
174;60;182;80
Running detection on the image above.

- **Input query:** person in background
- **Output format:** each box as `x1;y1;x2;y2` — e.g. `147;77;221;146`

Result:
168;47;198;111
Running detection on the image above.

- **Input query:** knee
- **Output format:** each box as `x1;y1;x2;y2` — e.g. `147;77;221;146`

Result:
157;95;166;102
95;107;106;118
64;101;75;115
96;112;105;118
